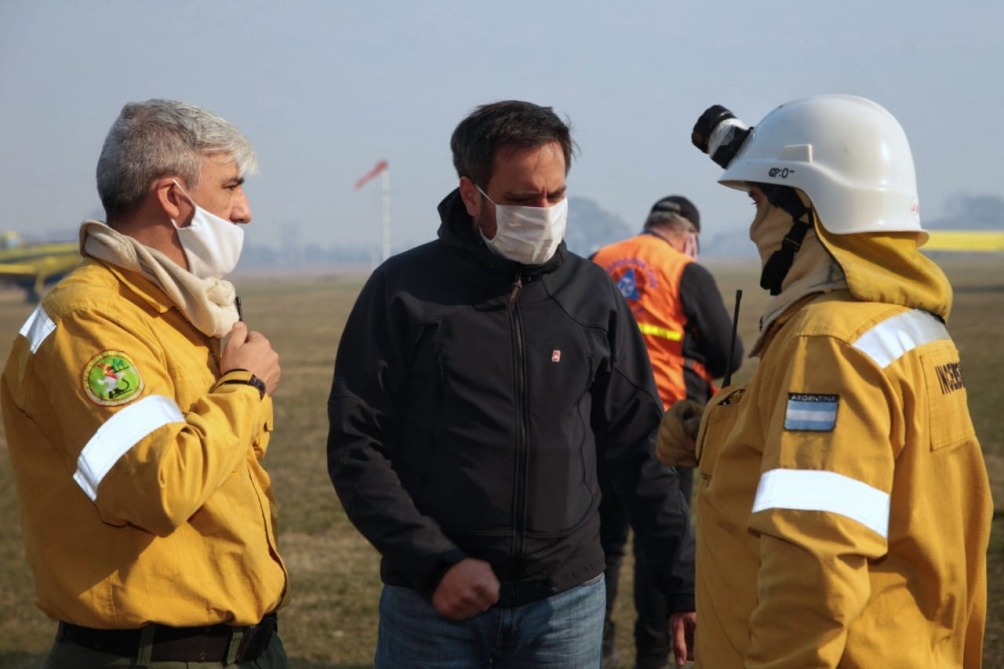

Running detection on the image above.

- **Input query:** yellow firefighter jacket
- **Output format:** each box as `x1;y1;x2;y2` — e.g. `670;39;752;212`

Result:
693;289;991;668
1;259;287;628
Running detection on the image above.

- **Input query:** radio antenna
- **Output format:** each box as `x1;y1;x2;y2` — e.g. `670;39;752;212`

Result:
722;289;743;387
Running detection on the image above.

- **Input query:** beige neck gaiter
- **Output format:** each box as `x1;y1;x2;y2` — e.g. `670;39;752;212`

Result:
79;220;239;338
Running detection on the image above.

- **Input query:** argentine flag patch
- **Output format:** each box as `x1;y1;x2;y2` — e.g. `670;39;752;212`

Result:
784;393;839;431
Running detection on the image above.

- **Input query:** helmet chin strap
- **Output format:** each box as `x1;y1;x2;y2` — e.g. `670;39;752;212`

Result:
759;185;816;295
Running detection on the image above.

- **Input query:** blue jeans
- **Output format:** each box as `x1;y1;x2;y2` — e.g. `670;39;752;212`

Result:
375;575;606;668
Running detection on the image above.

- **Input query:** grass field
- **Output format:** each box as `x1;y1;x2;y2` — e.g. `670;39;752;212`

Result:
0;256;1002;668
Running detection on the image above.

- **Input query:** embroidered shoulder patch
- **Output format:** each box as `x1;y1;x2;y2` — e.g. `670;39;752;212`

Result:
784;393;839;431
605;257;658;303
615;268;641;301
83;350;145;406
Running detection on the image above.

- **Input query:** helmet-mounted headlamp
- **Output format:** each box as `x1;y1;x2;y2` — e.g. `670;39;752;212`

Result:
691;105;752;169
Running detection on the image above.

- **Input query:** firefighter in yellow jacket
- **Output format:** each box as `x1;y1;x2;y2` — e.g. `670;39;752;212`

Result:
657;94;992;667
1;99;288;667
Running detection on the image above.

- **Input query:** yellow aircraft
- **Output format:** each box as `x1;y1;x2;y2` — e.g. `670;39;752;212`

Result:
0;231;81;302
923;230;1004;253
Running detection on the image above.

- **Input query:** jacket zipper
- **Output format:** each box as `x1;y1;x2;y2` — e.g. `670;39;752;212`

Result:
507;274;529;566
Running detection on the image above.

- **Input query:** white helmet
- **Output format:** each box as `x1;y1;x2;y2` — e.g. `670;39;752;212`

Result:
707;94;924;238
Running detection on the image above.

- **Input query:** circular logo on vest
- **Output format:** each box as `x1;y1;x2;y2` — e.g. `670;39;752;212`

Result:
604;258;659;303
82;351;144;406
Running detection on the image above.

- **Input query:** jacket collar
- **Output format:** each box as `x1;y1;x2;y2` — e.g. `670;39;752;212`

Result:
97;259;174;315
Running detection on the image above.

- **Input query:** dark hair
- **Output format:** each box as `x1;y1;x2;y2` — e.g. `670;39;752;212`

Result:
644;195;701;232
450;100;575;188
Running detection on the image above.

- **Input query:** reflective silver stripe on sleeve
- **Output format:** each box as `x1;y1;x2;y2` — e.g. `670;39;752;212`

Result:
851;309;950;369
19;305;56;353
752;468;890;539
73;395;185;502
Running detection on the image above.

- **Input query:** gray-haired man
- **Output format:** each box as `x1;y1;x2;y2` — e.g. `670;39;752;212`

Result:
2;99;287;668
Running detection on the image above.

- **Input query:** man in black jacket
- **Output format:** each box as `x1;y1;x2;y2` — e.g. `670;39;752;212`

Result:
327;100;695;669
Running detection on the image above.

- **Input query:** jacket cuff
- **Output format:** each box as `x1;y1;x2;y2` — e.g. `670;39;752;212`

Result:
216;369;266;400
665;592;695;613
421;548;468;599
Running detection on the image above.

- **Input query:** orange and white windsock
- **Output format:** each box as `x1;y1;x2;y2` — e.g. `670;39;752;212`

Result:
354;160;388;190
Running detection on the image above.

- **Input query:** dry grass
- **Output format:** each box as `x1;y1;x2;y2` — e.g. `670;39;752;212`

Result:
0;255;1001;668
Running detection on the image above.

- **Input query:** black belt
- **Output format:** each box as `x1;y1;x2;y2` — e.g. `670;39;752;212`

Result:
57;612;277;663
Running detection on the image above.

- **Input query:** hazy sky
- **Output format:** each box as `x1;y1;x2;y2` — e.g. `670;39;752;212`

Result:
2;1;1001;255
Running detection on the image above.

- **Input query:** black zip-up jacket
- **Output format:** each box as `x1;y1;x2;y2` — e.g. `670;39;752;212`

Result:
327;189;695;611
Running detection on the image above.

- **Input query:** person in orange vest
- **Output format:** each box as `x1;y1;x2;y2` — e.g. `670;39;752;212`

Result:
592;196;742;669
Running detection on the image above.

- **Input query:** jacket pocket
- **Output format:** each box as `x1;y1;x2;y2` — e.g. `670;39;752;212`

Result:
921;346;976;452
697;384;746;480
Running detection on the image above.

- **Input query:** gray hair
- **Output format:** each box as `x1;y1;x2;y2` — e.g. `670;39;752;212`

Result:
96;99;258;221
644;212;696;233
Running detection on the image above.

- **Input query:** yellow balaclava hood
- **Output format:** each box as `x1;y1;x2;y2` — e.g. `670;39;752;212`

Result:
815;215;953;322
749;188;953;355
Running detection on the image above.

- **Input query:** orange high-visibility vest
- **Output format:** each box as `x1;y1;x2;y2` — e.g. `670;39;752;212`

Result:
593;233;713;408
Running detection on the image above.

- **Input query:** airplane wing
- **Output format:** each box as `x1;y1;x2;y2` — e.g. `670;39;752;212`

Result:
0;263;40;279
0;251;81;302
923;231;1004;253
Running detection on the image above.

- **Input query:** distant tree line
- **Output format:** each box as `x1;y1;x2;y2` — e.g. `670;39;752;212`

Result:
17;194;1004;267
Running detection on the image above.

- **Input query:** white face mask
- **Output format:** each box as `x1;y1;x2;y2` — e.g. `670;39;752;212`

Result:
171;180;245;279
477;186;568;265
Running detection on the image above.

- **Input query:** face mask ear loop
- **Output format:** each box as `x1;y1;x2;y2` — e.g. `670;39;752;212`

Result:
473;185;496;249
168;180;196;229
475;185;495;206
170;179;192;203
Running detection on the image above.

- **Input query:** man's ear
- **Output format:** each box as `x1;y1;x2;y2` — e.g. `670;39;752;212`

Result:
153;178;185;222
458;177;482;218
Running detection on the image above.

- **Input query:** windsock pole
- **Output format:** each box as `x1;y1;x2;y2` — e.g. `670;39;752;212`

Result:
353;160;391;263
381;167;391;262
